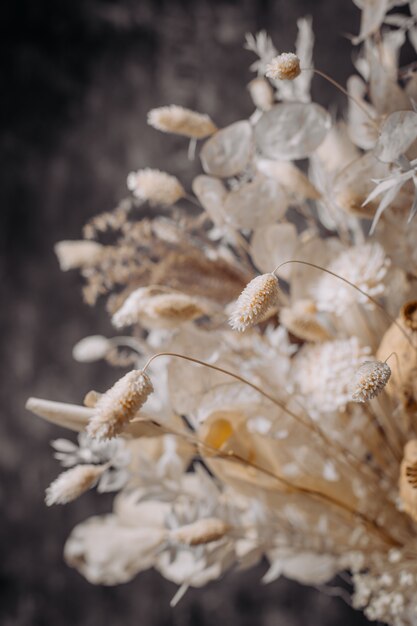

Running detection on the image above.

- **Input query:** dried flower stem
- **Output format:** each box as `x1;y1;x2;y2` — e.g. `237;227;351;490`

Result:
273;260;416;351
143;351;388;488
306;68;379;130
149;413;400;548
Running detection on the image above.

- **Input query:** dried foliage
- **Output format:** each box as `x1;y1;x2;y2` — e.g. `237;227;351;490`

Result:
25;4;417;624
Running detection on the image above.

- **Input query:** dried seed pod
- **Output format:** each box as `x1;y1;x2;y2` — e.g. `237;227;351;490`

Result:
400;440;417;522
147;105;217;139
376;300;417;412
351;360;391;402
280;300;331;342
87;370;153;440
169;518;229;546
127;169;185;206
229;273;280;332
45;464;106;506
265;53;301;81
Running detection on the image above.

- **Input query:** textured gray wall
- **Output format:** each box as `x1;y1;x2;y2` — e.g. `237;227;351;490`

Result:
2;1;379;624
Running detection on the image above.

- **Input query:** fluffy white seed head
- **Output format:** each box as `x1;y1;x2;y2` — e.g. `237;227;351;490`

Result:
127;168;185;206
351;360;391;402
147;105;217;139
169;518;229;546
55;240;104;271
45;464;106;506
265;53;301;81
87;370;154;440
72;335;112;363
229;273;280;332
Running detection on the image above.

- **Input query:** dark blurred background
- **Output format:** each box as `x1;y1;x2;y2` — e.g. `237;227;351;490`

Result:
1;1;377;624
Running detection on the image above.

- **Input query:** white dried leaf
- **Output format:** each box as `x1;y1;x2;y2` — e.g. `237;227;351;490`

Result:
250;223;297;280
255;159;320;201
346;76;379;150
374;111;417;163
72;335;112;363
264;551;339;585
200;121;253;178
192;175;228;228
254;103;331;160
352;0;390;44
223;176;288;230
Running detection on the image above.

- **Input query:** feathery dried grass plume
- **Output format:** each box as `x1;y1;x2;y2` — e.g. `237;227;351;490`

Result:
229;273;280;331
45;464;106;506
147;105;217;139
169;518;229;546
87;370;153;440
265;53;301;80
127;169;185;206
351;360;391;402
55;241;105;271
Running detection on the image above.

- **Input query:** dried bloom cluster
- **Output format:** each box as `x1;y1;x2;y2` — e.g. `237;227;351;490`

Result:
26;4;417;625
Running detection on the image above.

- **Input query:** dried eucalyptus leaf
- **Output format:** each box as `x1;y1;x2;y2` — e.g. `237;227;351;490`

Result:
192;175;228;227
200;121;253;178
224;176;288;230
254;103;331;160
374;111;417;163
251;223;297;280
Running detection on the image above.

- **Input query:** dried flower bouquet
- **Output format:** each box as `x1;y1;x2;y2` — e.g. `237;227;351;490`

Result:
26;2;417;624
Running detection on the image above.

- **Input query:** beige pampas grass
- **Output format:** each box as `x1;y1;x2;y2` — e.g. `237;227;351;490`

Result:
87;370;153;440
265;53;301;81
400;440;417;522
55;241;104;271
280;300;331;342
45;464;106;506
351;360;391;402
147;105;217;139
127;169;185;206
229;273;280;332
169;518;229;546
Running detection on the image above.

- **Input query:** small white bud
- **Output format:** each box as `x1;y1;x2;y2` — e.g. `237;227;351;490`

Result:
72;335;112;363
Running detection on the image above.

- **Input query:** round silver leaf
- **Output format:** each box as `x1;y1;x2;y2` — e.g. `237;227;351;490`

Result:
254;102;331;160
200;121;253;177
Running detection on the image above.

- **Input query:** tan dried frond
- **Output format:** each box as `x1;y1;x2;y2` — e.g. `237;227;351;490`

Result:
127;169;185;206
45;464;106;506
147;105;217;139
87;370;153;440
229;273;280;332
351;360;391;402
265;53;301;80
280;300;331;342
169;518;229;546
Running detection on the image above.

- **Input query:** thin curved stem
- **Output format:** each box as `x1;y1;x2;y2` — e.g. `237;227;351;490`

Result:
272;260;415;351
143;351;389;487
306;68;379;130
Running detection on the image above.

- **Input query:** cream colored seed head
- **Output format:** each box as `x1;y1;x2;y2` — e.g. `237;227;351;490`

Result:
265;53;301;81
147;105;217;139
229;273;280;332
351;360;391;402
127;168;185;206
169;518;229;546
87;370;154;440
45;464;106;506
